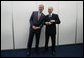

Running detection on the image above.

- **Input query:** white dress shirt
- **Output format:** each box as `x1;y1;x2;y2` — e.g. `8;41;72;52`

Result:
49;13;53;24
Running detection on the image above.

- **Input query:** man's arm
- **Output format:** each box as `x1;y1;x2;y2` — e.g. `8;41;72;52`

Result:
44;16;50;25
39;15;45;29
55;14;61;24
50;14;61;24
30;12;34;27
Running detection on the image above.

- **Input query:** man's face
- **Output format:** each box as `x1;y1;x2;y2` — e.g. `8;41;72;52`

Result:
39;5;44;12
48;7;53;14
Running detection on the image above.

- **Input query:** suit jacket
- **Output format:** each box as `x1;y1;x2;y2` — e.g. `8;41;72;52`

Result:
44;14;61;34
30;11;45;30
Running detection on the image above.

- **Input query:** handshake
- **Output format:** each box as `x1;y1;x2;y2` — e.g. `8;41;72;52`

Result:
45;19;55;25
32;26;40;30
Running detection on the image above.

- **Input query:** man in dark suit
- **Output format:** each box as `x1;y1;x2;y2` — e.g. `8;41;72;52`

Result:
44;7;61;56
27;4;45;56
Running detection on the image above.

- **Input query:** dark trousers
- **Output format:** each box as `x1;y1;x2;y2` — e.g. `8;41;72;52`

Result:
27;28;41;52
45;32;56;51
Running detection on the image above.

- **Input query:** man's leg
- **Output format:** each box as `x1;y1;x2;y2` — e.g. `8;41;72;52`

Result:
35;30;41;54
44;32;49;51
51;34;56;56
27;29;34;56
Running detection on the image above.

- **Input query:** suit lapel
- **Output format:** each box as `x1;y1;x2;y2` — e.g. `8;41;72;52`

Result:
52;14;55;18
40;13;43;20
36;12;38;21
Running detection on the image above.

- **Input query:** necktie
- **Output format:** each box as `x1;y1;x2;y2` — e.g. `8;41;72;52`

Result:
38;12;40;21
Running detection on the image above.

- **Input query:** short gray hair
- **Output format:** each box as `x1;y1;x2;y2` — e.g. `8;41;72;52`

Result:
39;4;44;8
48;6;53;10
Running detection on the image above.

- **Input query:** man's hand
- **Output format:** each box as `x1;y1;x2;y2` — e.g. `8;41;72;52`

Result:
35;27;40;29
32;26;40;30
45;22;49;25
50;20;55;23
32;26;36;30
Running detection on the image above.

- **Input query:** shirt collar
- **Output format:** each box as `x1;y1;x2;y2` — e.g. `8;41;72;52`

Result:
49;13;52;17
38;11;42;14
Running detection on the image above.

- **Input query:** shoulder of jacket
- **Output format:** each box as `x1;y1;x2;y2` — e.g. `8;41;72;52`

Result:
46;15;49;17
33;11;38;13
52;13;58;16
43;13;45;16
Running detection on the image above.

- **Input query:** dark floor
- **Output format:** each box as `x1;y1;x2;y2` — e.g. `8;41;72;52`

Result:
1;44;83;57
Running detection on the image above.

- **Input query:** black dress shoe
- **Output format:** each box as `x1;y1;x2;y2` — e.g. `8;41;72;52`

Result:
27;51;31;56
52;51;55;56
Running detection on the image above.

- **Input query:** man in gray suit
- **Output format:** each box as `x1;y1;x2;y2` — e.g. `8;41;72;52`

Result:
27;4;45;56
